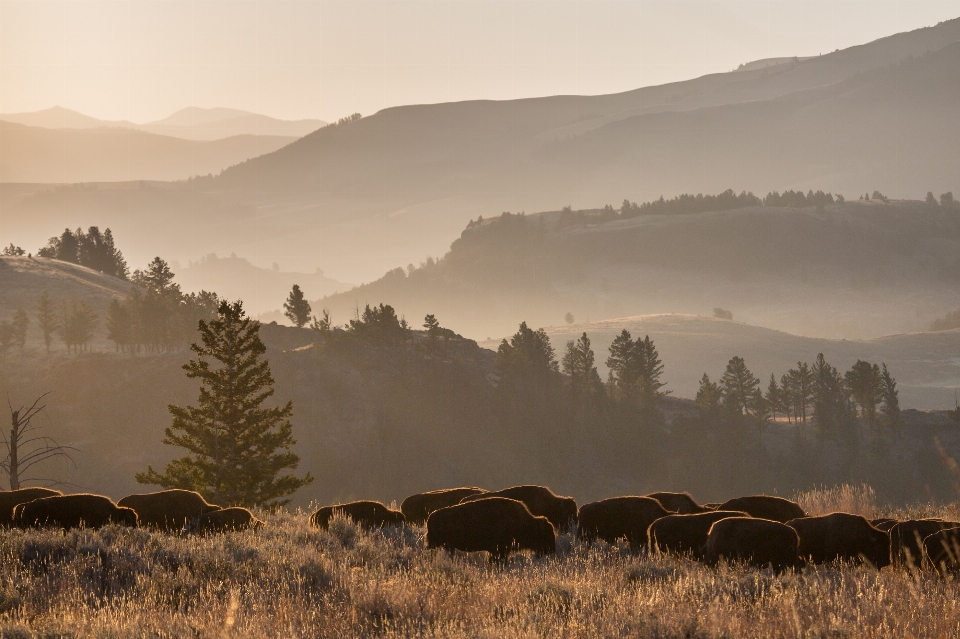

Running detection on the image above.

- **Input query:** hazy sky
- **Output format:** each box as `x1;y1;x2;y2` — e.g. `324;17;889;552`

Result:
2;0;958;123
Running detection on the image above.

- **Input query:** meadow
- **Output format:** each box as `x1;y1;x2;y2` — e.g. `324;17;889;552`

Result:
0;485;956;638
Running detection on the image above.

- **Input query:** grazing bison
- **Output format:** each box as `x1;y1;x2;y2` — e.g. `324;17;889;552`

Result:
923;527;960;575
704;517;800;571
194;507;263;534
427;497;555;558
870;518;900;532
0;488;61;526
787;513;890;567
890;520;960;568
401;487;486;524
309;501;405;530
459;485;577;532
578;496;670;548
118;489;221;531
645;492;708;514
717;496;806;523
648;511;749;559
13;494;137;529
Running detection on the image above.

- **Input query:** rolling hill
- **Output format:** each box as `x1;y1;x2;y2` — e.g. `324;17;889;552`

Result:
316;199;960;342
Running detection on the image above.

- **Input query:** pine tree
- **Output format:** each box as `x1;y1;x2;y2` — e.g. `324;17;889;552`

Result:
36;292;59;354
695;373;721;420
765;374;783;421
60;300;97;353
105;298;129;352
11;308;28;353
844;359;882;425
561;332;602;402
310;309;332;335
635;335;667;419
423;314;441;338
605;329;638;401
136;300;312;507
283;284;312;328
811;353;853;441
720;356;760;415
879;363;903;434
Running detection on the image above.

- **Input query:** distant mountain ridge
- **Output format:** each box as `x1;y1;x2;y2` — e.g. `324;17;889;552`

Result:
0;106;326;141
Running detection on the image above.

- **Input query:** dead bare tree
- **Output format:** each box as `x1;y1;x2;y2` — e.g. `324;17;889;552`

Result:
3;393;77;490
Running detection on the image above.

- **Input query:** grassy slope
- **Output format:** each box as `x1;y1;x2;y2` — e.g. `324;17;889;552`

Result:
1;490;959;637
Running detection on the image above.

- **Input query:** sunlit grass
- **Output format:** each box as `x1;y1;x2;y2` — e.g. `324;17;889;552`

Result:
0;493;958;637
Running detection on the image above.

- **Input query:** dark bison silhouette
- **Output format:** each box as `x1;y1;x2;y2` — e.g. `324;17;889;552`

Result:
0;488;61;526
401;487;486;524
645;492;709;514
704;517;800;571
923;527;960;575
870;518;900;532
787;513;890;567
118;489;221;531
890;519;960;568
459;485;577;532
194;507;263;534
717;496;806;523
13;494;137;529
578;496;670;548
427;497;555;559
648;511;749;559
310;501;405;530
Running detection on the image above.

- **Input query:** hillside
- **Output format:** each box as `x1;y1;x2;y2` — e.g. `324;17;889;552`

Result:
0;256;131;350
0;121;297;183
173;253;352;316
3;19;959;282
317;199;960;341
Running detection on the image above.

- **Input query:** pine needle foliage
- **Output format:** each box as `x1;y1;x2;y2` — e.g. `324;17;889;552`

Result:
136;300;312;507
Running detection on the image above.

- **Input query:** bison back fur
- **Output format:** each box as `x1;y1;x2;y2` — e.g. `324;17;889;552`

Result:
578;496;670;548
787;512;890;567
704;517;800;571
0;488;61;526
427;497;555;558
648;511;749;559
645;492;708;514
310;501;405;530
717;495;806;523
401;487;486;524
13;494;137;529
459;485;577;532
118;489;221;531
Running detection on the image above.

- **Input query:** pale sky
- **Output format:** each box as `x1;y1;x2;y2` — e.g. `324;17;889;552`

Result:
1;0;958;123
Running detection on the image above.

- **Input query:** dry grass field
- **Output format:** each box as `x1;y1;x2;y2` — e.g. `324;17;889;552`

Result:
1;486;959;638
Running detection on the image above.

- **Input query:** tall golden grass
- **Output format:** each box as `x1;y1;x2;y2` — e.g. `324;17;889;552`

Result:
0;490;957;637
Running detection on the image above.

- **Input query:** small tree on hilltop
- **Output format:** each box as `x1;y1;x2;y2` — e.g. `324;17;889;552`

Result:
36;292;60;354
136;300;312;507
283;284;312;328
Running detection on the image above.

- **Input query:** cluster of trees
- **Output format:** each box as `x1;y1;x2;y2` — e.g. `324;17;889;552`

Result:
926;192;958;210
37;227;128;279
930;308;960;332
106;258;219;352
617;189;840;220
0;293;100;356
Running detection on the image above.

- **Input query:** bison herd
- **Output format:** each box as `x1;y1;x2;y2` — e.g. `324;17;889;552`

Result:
4;484;960;574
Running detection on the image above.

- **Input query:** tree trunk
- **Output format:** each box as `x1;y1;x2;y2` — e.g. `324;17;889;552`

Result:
9;411;19;491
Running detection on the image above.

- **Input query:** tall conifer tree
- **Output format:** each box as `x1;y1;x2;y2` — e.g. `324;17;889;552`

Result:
136;300;312;507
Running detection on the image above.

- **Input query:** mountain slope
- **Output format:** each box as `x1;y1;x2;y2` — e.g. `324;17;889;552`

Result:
0;122;297;183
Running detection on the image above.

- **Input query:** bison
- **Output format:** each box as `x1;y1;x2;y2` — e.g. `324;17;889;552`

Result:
310;501;405;530
0;488;61;526
118;489;221;532
194;507;263;534
459;485;577;532
427;497;555;559
13;493;137;529
787;513;890;567
870;518;900;532
704;517;800;571
890;519;960;568
578;496;670;548
717;496;806;523
400;487;486;524
645;492;709;514
648;510;749;559
923;527;960;575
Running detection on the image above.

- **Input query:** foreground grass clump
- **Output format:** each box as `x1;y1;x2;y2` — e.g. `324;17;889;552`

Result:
0;506;959;637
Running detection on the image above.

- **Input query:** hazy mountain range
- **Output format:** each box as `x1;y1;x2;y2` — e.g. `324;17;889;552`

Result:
2;18;959;289
0;106;326;183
